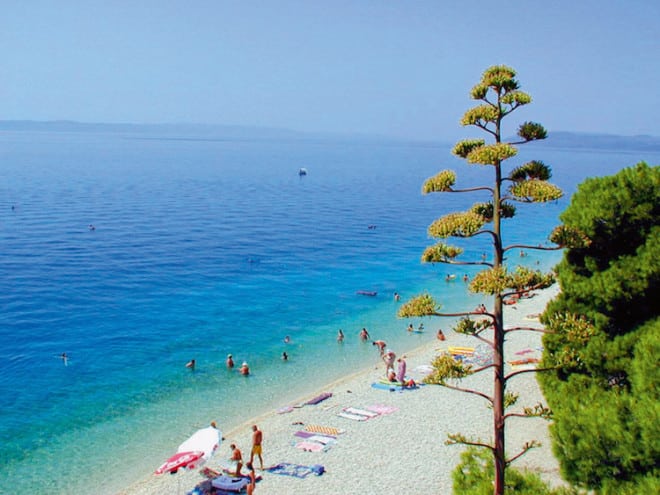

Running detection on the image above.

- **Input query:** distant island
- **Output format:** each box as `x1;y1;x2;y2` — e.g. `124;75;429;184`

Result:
1;120;659;150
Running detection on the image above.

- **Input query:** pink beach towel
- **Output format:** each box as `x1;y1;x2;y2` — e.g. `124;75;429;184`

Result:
366;404;398;415
295;441;325;452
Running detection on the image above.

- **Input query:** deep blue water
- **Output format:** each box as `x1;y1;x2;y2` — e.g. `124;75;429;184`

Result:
0;130;656;494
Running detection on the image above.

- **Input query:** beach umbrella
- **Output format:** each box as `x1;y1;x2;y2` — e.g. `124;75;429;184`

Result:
155;425;221;475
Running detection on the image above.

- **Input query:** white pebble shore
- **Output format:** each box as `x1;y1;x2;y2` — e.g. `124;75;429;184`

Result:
121;285;566;495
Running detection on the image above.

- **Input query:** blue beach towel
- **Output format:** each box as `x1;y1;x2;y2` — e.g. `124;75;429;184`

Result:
267;462;324;478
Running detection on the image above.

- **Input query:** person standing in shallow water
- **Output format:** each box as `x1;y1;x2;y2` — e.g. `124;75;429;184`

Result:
337;329;344;343
226;354;234;369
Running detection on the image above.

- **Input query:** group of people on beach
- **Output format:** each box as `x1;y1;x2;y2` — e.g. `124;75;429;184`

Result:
226;424;263;494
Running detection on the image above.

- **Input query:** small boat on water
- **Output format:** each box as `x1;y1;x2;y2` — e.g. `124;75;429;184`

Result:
298;168;308;176
356;290;377;297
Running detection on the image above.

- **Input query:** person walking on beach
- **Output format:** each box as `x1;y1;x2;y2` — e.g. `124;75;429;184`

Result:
437;329;446;341
229;444;243;476
246;462;256;495
250;424;264;470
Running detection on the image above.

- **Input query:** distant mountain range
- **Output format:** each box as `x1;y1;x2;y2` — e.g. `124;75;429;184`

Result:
0;120;659;151
540;131;660;152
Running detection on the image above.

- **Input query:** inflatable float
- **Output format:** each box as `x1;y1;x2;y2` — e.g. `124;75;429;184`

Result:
448;346;475;356
211;475;248;492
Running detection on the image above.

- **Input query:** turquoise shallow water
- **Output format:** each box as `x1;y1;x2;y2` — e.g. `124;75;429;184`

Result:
0;130;657;493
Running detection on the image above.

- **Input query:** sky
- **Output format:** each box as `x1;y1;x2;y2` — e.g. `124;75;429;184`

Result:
2;0;659;141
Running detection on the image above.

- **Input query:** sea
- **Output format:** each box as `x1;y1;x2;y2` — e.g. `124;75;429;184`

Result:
1;127;657;494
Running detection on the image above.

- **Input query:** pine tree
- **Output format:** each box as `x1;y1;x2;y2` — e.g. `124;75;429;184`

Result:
539;162;660;493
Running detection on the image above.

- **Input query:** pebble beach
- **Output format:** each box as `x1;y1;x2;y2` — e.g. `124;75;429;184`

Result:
121;285;565;495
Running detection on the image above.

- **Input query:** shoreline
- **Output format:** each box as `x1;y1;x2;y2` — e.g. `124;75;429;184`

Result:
121;285;563;495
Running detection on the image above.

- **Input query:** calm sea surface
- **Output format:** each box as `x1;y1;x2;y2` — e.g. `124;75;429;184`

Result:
0;130;657;493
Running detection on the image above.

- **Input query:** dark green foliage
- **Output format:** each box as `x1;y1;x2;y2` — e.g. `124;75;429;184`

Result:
517;122;547;141
549;162;659;334
509;160;551;181
471;201;516;221
540;163;660;493
453;448;577;495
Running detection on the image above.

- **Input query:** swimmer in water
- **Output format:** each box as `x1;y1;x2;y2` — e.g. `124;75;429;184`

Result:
186;359;196;370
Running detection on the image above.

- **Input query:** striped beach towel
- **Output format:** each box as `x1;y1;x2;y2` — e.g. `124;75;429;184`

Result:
304;424;343;436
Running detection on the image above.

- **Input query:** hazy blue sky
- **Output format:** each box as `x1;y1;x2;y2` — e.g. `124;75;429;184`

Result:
2;1;658;140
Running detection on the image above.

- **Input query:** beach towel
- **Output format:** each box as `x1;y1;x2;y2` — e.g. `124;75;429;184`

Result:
294;431;337;442
338;411;368;421
304;424;343;436
338;407;380;421
366;404;398;415
267;462;324;478
305;392;333;405
371;382;403;391
344;406;380;418
295;441;326;452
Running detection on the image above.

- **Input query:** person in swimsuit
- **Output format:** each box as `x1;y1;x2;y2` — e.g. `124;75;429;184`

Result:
359;327;370;341
337;329;344;343
229;444;243;476
246;462;256;494
372;340;386;355
226;354;234;369
250;424;264;469
240;362;250;375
